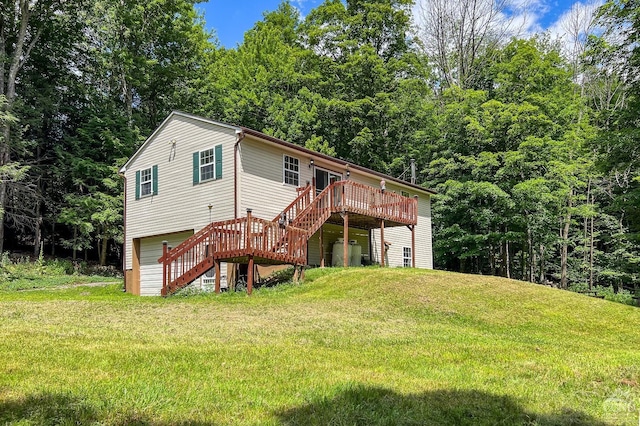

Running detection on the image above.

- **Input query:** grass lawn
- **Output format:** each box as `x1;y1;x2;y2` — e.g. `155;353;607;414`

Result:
1;268;639;425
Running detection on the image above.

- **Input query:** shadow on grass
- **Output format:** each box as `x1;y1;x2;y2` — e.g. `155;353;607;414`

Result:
276;385;608;426
0;392;216;425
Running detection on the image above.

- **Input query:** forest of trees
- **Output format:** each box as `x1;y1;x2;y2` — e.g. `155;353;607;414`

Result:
1;0;638;292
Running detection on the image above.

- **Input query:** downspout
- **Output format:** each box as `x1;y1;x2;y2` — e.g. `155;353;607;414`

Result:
234;129;245;219
119;172;127;292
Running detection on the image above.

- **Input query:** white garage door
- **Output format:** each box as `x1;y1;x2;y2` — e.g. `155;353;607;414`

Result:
139;231;193;296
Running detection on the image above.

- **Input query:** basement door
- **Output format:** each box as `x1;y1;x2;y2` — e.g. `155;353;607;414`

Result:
139;230;193;296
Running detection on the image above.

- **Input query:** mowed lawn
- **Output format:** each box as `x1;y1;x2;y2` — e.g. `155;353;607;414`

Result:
1;268;639;425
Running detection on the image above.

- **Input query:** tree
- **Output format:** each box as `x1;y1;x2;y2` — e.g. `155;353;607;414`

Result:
414;0;526;89
0;0;84;252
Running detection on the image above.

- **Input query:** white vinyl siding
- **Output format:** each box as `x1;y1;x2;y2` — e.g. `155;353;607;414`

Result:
238;137;313;219
238;135;433;269
352;174;433;269
139;231;193;296
125;115;235;271
125;112;433;278
283;155;300;186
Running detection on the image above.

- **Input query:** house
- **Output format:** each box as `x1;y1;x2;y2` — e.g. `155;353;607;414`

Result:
120;111;435;296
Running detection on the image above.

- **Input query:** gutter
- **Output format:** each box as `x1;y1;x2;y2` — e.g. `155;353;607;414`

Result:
234;129;245;218
240;128;437;195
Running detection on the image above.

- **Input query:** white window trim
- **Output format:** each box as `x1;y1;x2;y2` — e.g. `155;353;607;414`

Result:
403;246;412;268
140;167;152;198
199;147;215;182
283;154;300;186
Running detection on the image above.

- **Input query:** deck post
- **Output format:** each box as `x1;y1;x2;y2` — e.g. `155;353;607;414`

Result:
411;225;416;268
319;226;325;267
247;255;254;295
167;245;173;292
214;259;221;294
161;241;168;296
380;220;385;267
343;212;349;267
246;208;253;252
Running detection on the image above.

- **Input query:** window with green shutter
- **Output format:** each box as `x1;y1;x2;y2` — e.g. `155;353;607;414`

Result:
135;165;157;199
193;144;223;184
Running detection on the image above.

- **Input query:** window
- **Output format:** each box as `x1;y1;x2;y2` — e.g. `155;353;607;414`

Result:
200;148;215;181
135;165;158;199
193;145;222;185
403;247;412;268
283;155;299;186
140;168;152;196
401;190;410;197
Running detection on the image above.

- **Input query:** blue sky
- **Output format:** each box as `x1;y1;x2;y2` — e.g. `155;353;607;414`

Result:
198;0;582;49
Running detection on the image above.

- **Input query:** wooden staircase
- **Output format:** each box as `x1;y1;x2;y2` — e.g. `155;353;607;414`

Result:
158;181;418;296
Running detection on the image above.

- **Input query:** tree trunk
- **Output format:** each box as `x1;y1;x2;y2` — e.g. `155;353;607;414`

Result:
0;123;10;253
505;238;511;279
100;235;108;266
560;192;573;289
539;244;546;284
51;221;56;256
72;226;77;260
489;245;496;275
583;178;591;279
33;206;42;257
589;192;595;290
528;227;534;282
0;0;45;253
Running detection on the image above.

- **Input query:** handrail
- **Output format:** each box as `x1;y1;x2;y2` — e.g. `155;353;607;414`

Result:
291;183;333;234
158;180;417;295
272;184;312;224
332;181;418;225
158;215;309;294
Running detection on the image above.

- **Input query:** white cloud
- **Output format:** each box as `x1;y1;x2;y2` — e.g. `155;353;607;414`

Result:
545;0;603;61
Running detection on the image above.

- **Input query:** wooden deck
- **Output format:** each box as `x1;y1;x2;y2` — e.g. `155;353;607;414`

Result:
158;181;417;296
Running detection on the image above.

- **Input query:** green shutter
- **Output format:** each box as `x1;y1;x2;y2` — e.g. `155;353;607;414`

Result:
193;152;199;185
215;144;222;179
135;170;140;200
152;165;158;195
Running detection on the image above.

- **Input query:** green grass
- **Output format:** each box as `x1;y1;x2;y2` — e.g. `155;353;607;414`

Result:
0;274;120;291
1;268;639;425
0;257;121;291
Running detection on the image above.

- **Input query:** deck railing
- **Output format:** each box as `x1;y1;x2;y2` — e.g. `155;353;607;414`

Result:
333;181;418;225
159;180;417;295
272;183;313;224
159;216;308;294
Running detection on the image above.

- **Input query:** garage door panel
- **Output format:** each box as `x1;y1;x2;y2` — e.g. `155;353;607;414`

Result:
139;231;193;296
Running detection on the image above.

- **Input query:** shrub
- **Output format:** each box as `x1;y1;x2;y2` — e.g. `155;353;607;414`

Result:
597;285;635;306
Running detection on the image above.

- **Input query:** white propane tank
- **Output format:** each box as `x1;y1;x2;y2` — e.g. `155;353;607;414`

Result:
350;240;362;266
332;238;352;266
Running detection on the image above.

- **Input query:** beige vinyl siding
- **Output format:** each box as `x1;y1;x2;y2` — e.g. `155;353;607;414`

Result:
125;115;236;270
350;173;433;269
139;231;193;296
238;136;313;219
238;136;432;268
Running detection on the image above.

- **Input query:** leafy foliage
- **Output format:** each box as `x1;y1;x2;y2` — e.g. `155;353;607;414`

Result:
0;0;638;295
